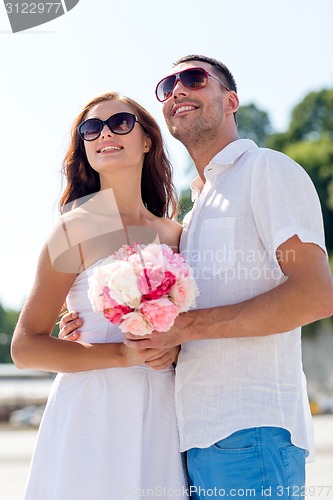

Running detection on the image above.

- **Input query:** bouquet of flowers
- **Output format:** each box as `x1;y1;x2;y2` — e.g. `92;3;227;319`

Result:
87;243;199;336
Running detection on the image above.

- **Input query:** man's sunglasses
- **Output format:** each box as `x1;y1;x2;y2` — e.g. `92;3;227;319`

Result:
155;67;230;103
78;112;141;141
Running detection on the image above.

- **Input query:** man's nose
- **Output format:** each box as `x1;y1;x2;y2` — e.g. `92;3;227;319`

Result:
172;77;188;99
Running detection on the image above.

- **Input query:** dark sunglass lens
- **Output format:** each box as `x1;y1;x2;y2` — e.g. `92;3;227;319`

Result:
157;76;176;102
181;68;207;89
109;113;136;134
80;119;102;141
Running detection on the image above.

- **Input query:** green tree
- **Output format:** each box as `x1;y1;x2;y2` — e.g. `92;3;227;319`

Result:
0;302;5;328
0;302;20;363
237;103;273;146
288;89;333;142
267;88;333;149
0;301;60;364
268;88;333;253
284;139;333;252
178;187;193;222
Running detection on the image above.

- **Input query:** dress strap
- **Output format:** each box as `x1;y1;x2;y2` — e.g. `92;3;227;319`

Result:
60;219;86;273
78;243;86;272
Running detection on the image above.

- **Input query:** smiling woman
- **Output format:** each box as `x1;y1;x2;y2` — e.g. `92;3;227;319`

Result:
60;91;178;219
10;91;187;499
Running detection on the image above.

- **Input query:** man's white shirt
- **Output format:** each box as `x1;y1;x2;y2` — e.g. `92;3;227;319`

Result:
177;139;327;461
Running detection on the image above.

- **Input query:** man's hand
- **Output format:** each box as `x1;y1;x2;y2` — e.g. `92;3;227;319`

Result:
58;311;83;341
123;313;192;350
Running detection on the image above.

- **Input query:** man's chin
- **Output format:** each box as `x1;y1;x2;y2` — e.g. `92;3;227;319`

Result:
169;125;188;143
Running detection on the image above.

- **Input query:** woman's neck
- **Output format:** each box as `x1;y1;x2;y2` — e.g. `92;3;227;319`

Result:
99;178;151;226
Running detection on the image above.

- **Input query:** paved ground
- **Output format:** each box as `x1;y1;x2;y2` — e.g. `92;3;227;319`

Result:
0;416;332;499
305;415;333;498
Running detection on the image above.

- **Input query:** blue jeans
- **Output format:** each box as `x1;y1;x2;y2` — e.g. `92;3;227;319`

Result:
186;427;306;499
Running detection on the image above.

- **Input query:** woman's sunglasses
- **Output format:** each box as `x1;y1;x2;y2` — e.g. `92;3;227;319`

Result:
155;67;230;103
78;112;141;141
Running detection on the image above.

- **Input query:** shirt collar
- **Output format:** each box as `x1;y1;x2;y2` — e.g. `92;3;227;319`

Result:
189;139;258;201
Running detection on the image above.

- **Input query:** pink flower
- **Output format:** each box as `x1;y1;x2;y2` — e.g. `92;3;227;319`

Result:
119;311;153;336
139;270;176;300
169;273;199;312
137;265;165;295
103;287;132;324
164;250;190;278
140;298;179;332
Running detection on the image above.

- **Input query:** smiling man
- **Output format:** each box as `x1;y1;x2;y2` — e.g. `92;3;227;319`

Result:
126;55;333;498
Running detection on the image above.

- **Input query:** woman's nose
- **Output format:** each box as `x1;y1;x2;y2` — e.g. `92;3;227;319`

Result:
101;123;114;137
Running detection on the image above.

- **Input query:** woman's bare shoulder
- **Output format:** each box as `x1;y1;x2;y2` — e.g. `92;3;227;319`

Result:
46;208;92;274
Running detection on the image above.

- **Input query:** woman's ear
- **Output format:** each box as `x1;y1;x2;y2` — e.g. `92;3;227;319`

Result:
144;135;152;153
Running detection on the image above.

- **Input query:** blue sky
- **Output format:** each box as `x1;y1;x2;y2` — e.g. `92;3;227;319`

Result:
0;0;332;309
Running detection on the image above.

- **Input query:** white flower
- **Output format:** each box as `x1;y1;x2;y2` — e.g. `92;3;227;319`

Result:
87;273;105;313
87;256;119;312
106;260;141;308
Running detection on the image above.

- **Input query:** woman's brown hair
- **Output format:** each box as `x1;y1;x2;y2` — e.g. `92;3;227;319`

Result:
60;92;178;218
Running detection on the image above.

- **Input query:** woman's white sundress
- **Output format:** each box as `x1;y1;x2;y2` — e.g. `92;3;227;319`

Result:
23;259;188;500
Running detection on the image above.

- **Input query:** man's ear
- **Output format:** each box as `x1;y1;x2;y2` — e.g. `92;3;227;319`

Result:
144;135;152;153
226;91;240;115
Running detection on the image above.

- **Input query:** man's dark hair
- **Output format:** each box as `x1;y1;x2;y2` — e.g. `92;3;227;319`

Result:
173;54;237;93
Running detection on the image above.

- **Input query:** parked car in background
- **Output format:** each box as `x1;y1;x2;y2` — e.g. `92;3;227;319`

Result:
9;405;45;427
